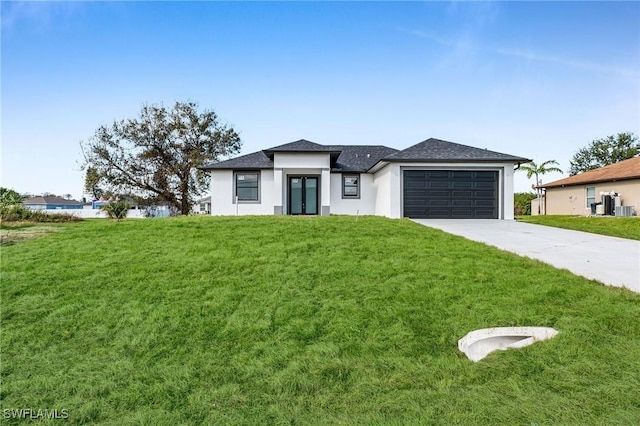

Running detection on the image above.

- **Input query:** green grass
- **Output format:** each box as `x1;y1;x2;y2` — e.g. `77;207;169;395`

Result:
0;223;62;246
517;215;640;240
2;216;639;425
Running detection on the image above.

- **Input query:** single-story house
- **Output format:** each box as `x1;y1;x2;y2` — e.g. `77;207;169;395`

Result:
539;156;640;216
23;196;83;210
194;196;211;214
202;138;530;219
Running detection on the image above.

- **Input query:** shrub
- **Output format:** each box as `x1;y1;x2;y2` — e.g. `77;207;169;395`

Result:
1;188;82;223
1;205;81;223
31;211;82;223
101;201;130;220
514;192;537;216
0;188;25;220
1;204;30;221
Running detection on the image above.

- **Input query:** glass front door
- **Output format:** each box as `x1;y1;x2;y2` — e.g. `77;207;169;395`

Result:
288;177;318;215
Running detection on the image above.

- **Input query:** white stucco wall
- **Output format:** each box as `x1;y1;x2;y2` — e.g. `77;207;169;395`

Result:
502;165;516;220
388;164;402;218
273;153;330;169
330;173;376;215
372;165;393;218
210;169;275;215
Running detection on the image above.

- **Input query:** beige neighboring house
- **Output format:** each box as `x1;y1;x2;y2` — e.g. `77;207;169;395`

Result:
539;157;640;216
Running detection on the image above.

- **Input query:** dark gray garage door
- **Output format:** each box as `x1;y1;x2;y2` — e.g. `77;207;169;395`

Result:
403;170;498;219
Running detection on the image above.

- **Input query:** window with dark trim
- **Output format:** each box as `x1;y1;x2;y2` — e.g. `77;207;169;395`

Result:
342;174;360;198
585;186;595;208
234;171;260;202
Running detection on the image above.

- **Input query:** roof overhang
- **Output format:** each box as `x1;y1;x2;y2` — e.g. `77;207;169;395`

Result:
367;160;389;173
369;158;530;173
542;175;640;189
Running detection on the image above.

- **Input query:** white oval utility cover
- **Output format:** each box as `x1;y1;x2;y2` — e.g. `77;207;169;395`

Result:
458;327;558;362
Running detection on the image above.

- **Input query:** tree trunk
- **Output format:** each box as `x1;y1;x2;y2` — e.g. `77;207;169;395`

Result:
180;176;190;215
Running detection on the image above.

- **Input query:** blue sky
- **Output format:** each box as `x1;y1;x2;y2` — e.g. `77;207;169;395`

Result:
2;1;639;198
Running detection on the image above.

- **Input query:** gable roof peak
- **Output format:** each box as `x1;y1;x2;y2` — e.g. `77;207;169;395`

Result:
262;139;343;160
263;139;335;152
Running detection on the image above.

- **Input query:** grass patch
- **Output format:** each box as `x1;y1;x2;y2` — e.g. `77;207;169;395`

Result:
517;215;640;240
2;216;639;424
0;223;62;246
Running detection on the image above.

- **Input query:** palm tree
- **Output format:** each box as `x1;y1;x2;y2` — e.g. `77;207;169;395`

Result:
519;160;563;215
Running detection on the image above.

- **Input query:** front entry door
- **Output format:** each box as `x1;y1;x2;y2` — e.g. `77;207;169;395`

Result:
289;177;318;215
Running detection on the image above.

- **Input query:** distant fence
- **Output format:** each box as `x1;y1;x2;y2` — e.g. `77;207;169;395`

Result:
41;209;150;219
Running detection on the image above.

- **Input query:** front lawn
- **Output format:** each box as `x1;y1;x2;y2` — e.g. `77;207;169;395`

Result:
2;216;639;424
517;215;640;240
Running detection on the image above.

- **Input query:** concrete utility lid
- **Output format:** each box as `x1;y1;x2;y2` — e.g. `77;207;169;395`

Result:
458;327;559;362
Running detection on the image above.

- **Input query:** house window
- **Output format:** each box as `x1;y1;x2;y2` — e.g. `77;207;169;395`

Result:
585;186;595;208
234;171;260;202
342;174;360;199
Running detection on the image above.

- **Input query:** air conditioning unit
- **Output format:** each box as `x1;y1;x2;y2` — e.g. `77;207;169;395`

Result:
614;206;635;217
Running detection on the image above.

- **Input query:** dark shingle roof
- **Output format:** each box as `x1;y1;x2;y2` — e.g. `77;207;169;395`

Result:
202;138;528;171
23;196;83;206
383;138;530;163
201;151;273;170
328;145;399;172
202;144;396;172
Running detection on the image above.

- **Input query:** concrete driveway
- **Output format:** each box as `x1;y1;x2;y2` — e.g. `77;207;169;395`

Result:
412;219;640;294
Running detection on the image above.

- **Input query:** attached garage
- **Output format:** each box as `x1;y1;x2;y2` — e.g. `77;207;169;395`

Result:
403;170;499;219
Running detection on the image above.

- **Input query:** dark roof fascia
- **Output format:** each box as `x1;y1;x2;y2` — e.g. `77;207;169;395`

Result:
367;157;530;173
514;157;533;167
379;158;531;165
330;168;365;173
378;158;530;164
262;148;342;154
543;175;640;189
202;165;272;170
231;166;271;170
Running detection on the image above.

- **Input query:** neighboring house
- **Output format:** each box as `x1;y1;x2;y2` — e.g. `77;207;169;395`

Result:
202;138;529;219
88;197;173;216
23;196;83;210
540;156;640;216
194;196;211;214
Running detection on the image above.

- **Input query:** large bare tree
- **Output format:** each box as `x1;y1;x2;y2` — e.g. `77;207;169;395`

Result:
81;101;241;214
